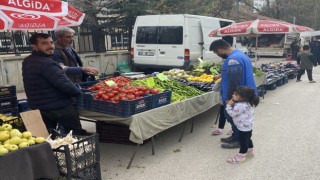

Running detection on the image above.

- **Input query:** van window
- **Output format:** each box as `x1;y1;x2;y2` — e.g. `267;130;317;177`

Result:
136;26;183;44
158;26;183;44
136;27;158;44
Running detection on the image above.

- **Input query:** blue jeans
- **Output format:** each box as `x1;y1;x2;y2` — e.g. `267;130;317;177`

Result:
224;107;239;140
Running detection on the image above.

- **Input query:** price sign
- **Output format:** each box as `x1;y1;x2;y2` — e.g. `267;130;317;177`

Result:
20;110;49;138
156;73;168;81
146;77;155;87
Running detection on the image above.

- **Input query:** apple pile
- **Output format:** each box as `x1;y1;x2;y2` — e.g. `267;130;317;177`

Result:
0;124;46;156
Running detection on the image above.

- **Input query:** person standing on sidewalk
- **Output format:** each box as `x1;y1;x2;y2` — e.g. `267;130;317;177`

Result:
296;45;317;83
225;86;259;164
210;39;257;149
52;27;98;83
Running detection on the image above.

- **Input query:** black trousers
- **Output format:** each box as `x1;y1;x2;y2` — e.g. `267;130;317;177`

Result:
218;105;226;129
297;69;313;81
238;130;254;154
40;104;83;135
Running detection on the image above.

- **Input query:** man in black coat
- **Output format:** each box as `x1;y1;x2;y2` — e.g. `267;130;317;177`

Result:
52;27;98;83
22;33;87;135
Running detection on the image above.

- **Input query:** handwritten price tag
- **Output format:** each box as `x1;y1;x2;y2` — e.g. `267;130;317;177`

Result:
146;77;155;87
156;73;168;81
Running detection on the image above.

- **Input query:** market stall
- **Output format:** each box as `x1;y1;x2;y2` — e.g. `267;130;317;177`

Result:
80;91;219;144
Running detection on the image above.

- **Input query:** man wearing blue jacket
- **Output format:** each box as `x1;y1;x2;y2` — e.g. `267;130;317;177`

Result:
22;33;89;135
210;39;257;149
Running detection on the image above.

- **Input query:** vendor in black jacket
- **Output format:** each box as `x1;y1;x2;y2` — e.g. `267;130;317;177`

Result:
22;33;87;135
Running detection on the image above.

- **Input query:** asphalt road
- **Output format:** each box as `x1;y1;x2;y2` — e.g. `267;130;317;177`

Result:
80;57;320;180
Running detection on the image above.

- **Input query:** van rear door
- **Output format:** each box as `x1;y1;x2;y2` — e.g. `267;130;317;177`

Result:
200;18;221;61
156;15;184;66
200;18;235;61
135;26;159;65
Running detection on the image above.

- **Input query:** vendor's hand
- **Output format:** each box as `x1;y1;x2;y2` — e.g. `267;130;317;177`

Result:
82;67;98;76
213;74;221;81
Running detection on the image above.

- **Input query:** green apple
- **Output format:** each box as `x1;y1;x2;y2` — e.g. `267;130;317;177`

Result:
0;147;9;155
7;144;18;151
0;131;10;141
3;144;11;149
28;139;35;145
9;137;22;145
35;137;46;144
22;131;32;139
28;137;35;141
18;142;29;149
10;129;22;138
3;139;11;145
21;138;28;143
1;124;12;131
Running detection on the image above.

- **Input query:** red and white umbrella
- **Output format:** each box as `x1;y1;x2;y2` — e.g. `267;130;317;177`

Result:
0;0;68;16
208;19;314;66
208;19;313;37
0;1;85;31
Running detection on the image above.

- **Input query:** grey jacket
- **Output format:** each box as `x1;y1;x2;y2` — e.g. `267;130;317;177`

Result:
297;52;317;69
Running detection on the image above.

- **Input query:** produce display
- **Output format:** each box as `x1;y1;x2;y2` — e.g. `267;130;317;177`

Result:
132;77;204;102
86;77;160;103
0;124;45;156
253;67;265;77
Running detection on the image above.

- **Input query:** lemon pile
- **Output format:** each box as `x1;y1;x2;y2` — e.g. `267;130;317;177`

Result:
187;74;214;83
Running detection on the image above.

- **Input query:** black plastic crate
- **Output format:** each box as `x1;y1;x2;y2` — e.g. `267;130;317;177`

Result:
96;121;134;145
257;86;266;98
287;72;297;79
276;78;284;86
283;76;289;83
0;96;17;109
76;81;99;91
150;90;172;109
51;131;101;180
0;117;26;132
96;121;149;145
266;82;277;90
0;107;18;116
0;85;16;98
17;99;31;112
78;93;152;118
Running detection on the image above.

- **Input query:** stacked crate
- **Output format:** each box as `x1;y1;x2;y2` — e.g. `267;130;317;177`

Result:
0;85;18;116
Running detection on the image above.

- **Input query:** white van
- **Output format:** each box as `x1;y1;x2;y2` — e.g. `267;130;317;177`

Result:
130;14;235;70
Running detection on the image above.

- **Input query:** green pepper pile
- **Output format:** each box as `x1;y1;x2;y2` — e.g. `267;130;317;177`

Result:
131;77;204;102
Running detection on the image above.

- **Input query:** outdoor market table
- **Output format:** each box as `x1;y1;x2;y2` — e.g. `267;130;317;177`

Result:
0;142;59;179
79;91;220;168
78;74;266;168
79;91;220;144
